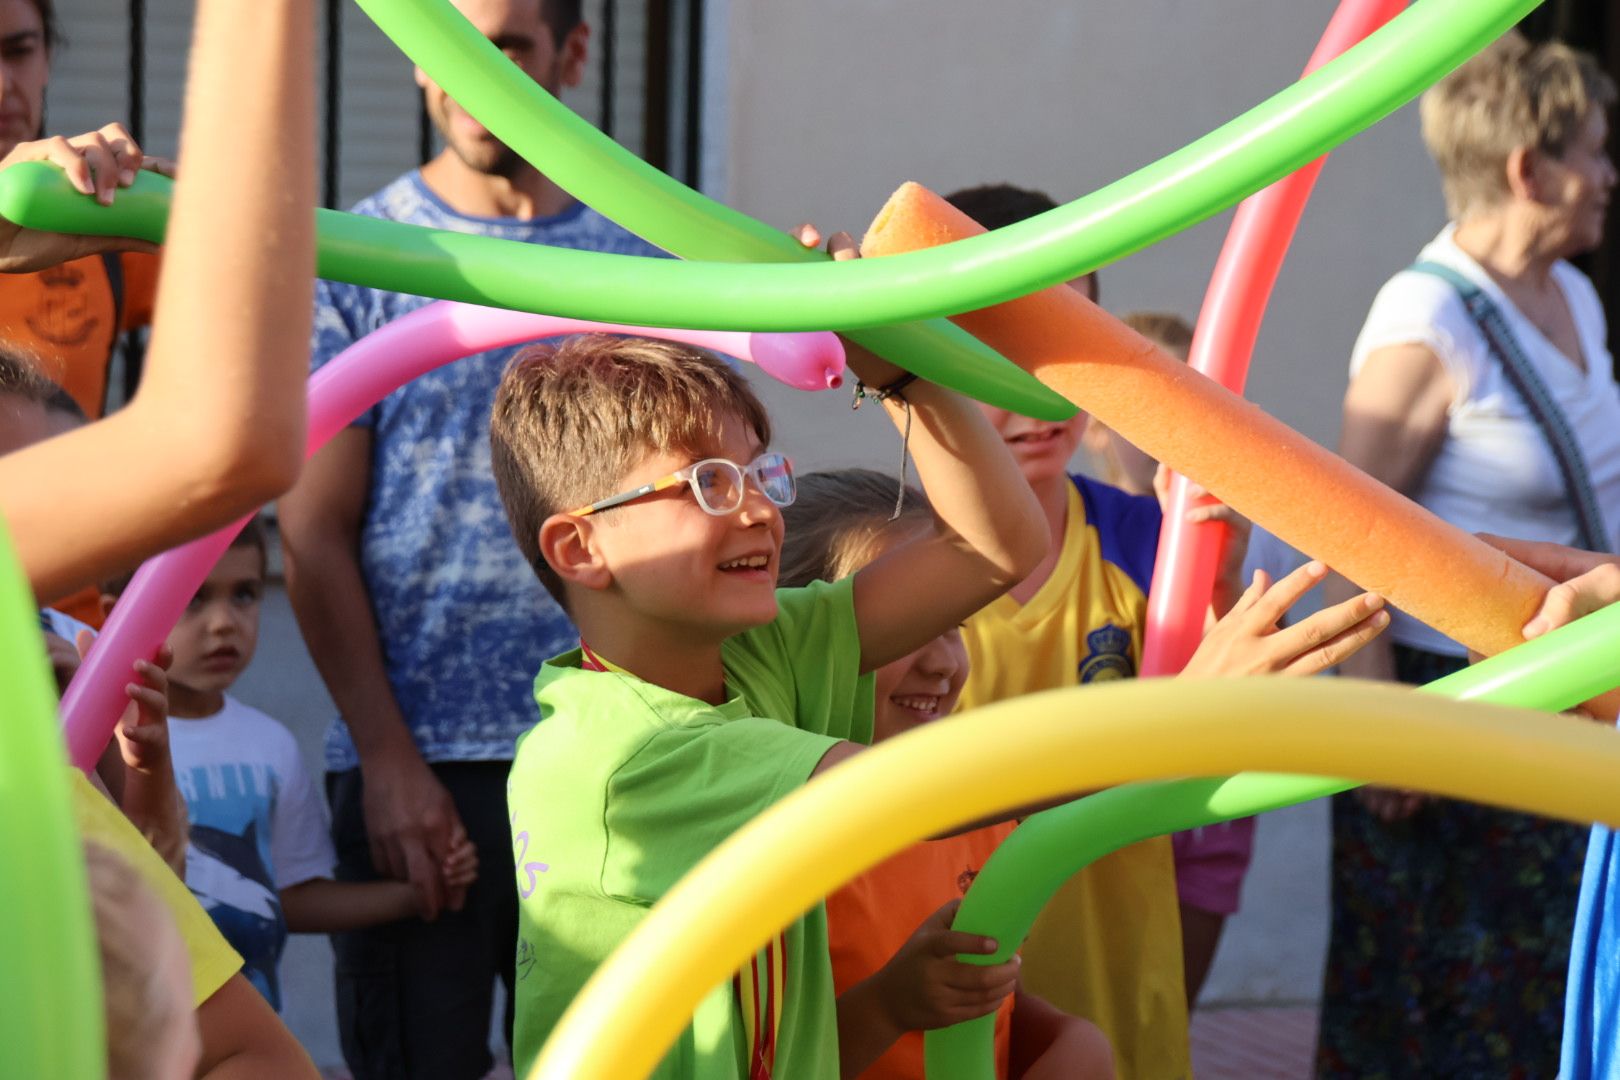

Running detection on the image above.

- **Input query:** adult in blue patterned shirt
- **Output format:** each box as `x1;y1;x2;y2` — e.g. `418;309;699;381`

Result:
278;1;663;1075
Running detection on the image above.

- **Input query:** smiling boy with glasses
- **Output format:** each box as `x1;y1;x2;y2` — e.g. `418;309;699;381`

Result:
490;331;1050;1077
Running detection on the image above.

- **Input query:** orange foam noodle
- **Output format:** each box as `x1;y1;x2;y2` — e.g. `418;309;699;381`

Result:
862;181;1550;658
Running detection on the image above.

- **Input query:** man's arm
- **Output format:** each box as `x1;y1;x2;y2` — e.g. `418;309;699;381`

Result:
278;427;464;918
193;973;319;1079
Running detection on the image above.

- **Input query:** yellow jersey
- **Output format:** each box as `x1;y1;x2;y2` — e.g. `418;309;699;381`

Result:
959;475;1189;1080
70;769;243;1006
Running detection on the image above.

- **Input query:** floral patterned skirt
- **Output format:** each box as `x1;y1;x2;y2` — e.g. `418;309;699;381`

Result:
1315;645;1587;1079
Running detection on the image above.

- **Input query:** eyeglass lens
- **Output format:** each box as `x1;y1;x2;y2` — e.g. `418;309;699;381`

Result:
691;454;795;514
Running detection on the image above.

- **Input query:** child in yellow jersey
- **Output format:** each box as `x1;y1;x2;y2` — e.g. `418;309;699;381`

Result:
953;411;1191;1079
943;187;1385;1080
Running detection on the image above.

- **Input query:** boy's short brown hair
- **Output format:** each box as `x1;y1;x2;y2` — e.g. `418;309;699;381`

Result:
490;334;773;605
1421;30;1617;219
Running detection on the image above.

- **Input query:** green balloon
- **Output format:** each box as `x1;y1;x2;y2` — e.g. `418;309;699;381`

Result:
352;0;1529;324
925;601;1620;1078
0;519;103;1078
0;0;1538;415
0;165;1069;420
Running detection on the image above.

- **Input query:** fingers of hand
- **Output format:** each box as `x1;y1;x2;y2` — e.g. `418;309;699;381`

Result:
1278;597;1388;675
1225;569;1269;618
66;132;122;205
1526;563;1620;638
825;230;858;261
132;657;168;695
122;682;168;722
28;135;94;196
921;898;961;930
96;122;143;185
402;842;445;919
1247;561;1329;628
932;929;999;958
940;956;1019;993
791;222;821;249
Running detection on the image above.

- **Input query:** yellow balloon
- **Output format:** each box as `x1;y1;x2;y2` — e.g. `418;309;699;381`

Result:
530;677;1620;1079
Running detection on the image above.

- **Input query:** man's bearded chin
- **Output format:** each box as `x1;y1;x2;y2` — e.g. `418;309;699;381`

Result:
458;139;525;179
433;99;528;179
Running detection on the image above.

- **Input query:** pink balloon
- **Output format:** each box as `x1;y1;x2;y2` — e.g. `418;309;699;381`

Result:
59;304;844;770
1139;0;1406;679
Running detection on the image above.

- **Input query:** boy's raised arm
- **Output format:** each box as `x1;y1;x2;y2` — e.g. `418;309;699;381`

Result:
846;346;1047;673
0;0;315;601
787;227;1045;672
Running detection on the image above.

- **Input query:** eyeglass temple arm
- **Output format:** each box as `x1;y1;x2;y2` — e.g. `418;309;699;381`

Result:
569;475;682;517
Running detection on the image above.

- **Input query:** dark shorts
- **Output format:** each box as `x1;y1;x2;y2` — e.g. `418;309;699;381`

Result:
327;760;517;1080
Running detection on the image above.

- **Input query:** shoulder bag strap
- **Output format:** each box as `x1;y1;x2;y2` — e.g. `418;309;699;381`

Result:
1409;259;1610;553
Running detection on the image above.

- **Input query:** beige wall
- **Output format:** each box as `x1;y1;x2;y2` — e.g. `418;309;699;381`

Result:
722;0;1453;467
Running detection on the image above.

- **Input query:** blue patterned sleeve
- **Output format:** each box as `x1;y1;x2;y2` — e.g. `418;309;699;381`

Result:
311;277;379;429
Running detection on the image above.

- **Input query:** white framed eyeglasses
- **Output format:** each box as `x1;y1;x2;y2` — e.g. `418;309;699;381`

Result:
568;452;796;518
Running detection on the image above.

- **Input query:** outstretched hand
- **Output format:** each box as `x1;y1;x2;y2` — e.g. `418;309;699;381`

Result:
0;123;173;273
1478;534;1620;639
1181;561;1388;678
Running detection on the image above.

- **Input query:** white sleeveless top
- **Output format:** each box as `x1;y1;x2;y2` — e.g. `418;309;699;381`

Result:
1348;225;1620;656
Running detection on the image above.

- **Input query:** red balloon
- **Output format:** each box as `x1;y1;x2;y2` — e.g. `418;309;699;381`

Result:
1141;0;1408;678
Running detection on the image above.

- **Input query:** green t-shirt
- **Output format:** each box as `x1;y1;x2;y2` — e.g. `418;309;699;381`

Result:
509;578;875;1078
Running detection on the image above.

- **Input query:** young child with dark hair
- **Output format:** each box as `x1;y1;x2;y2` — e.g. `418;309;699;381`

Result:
103;520;478;1010
782;467;1114;1080
940;190;1383;1077
942;184;1098;305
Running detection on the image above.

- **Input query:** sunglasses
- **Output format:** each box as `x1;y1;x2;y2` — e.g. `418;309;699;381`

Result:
568;451;796;518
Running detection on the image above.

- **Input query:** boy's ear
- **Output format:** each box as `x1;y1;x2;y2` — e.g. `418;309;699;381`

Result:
538;513;612;593
98;593;117;620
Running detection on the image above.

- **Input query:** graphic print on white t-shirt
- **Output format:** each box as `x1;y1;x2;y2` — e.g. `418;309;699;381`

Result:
170;696;335;1010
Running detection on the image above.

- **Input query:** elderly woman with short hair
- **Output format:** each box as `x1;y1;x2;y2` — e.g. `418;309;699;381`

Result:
1319;31;1619;1078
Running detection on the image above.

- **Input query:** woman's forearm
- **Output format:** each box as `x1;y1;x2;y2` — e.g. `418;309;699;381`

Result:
2;0;315;600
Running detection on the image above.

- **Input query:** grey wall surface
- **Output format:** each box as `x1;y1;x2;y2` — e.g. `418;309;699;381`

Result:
723;0;1451;450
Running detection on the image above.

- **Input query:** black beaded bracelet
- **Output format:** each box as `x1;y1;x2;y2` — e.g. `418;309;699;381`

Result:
850;371;919;410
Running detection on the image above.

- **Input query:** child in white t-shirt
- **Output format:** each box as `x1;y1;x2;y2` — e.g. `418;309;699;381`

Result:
104;518;477;1010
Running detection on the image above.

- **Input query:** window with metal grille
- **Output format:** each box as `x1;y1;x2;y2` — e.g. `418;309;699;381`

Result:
45;0;705;210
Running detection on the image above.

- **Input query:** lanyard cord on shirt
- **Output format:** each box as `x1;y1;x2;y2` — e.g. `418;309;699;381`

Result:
578;641;626;675
1409;260;1611;554
578;637;783;1078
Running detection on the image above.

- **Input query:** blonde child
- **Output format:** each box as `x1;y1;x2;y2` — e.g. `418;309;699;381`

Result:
86;842;201;1080
102;518;478;1010
783;468;1114;1080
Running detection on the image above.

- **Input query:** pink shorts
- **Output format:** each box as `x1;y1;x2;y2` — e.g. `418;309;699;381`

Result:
1171;817;1256;916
